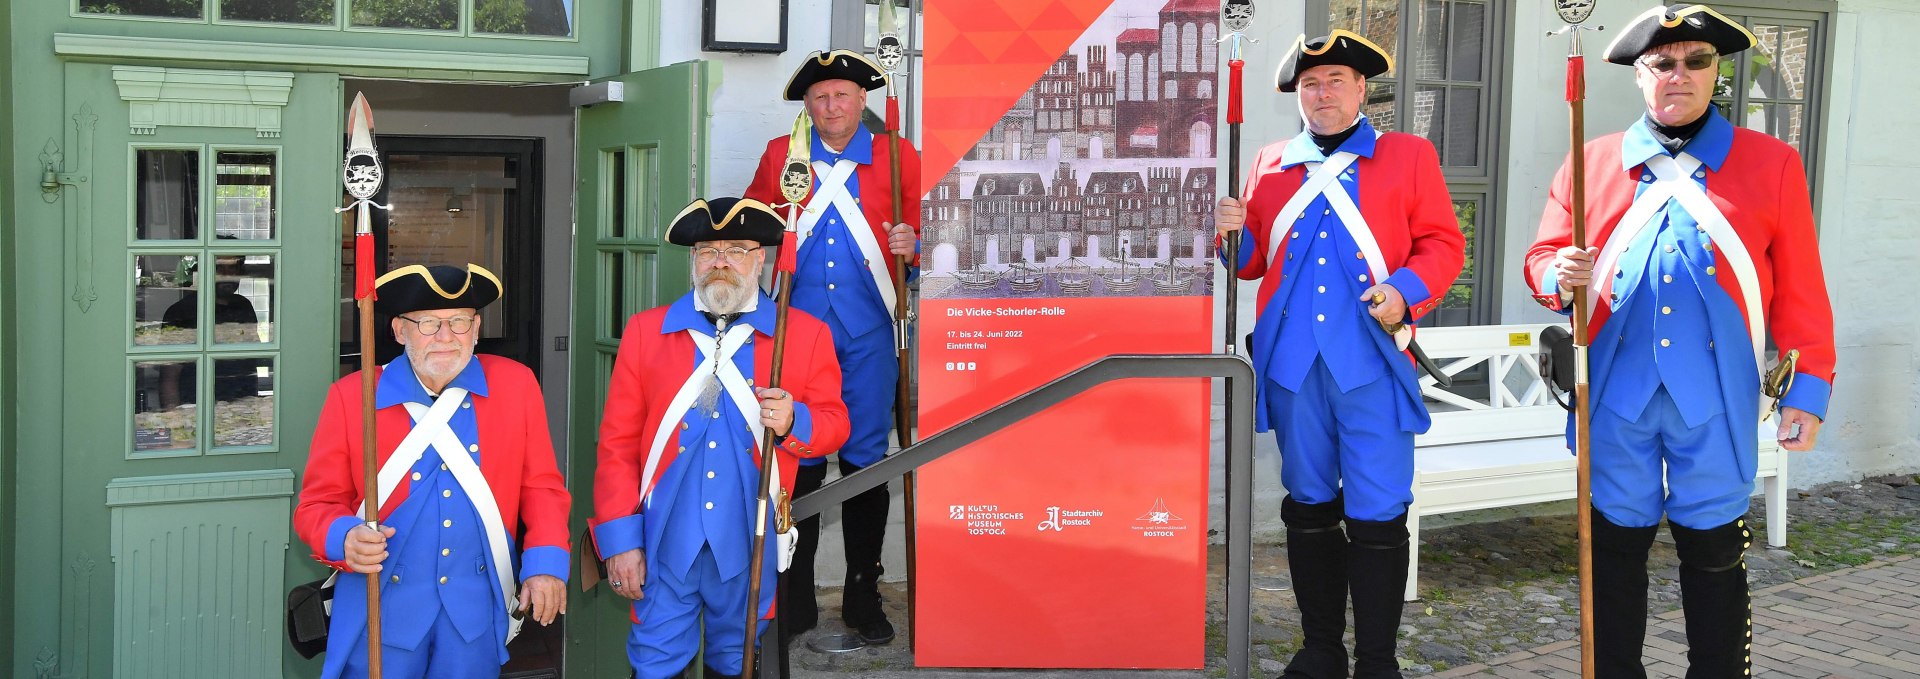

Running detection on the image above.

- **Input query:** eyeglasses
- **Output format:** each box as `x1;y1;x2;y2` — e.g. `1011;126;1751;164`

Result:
692;246;762;264
398;315;477;335
1639;52;1717;75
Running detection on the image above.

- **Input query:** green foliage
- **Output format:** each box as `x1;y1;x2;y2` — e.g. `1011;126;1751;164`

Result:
352;0;457;30
79;0;203;18
221;0;333;24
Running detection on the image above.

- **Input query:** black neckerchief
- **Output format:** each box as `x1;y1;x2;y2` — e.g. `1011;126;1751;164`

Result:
1649;112;1709;155
1311;122;1361;157
702;311;742;333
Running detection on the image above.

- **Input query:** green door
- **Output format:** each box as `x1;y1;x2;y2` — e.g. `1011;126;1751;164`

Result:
14;62;341;677
567;60;709;676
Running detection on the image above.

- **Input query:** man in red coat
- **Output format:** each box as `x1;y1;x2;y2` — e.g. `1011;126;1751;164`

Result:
1527;6;1835;677
743;49;920;645
1214;31;1464;679
592;198;850;678
294;263;570;679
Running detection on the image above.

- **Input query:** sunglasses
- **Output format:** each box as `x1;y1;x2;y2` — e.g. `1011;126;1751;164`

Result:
1639;52;1718;75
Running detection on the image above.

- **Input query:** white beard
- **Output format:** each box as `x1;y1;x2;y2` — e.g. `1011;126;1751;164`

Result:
697;275;752;315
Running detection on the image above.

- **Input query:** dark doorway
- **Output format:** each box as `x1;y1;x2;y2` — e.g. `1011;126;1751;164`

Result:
338;136;545;378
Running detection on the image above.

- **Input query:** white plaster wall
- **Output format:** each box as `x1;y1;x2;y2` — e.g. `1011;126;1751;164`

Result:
1795;0;1920;484
659;0;834;197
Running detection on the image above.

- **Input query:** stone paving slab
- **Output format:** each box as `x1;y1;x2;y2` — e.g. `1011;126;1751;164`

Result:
1448;555;1920;679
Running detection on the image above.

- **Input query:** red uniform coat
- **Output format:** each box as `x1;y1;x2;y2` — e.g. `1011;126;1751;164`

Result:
1524;127;1837;393
1232;132;1465;324
743;133;924;273
293;354;571;570
590;302;849;554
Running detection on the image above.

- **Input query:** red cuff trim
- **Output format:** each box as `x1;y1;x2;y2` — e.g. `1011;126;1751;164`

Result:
313;554;352;572
1533;293;1564;312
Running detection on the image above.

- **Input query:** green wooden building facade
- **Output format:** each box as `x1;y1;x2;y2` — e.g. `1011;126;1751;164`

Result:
3;1;718;675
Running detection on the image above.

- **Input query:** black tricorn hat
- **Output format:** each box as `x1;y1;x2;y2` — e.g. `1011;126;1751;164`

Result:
374;264;502;316
783;49;888;101
666;197;786;247
1275;29;1394;93
1603;5;1756;65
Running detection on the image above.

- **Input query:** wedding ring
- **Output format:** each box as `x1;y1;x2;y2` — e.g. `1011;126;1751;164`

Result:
611;580;623;587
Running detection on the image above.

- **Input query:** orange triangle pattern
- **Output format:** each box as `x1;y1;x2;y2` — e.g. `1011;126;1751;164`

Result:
923;0;1115;185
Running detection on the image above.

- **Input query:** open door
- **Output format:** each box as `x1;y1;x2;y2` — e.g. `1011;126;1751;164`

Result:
566;60;709;677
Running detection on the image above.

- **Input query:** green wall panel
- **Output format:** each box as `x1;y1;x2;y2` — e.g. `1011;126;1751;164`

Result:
106;470;295;678
1;0;18;663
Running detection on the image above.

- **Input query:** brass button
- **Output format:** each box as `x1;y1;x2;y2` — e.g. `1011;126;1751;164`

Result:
411;472;421;481
442;489;452;498
1662;306;1672;315
707;471;716;479
443;519;453;528
1660;339;1672;347
439;576;448;585
1663;274;1673;283
390;575;400;583
1706;266;1717;275
705;502;715;510
441;548;451;557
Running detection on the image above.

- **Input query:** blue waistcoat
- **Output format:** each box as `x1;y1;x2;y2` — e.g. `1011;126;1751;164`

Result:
372;355;500;647
1593;113;1751;428
791;126;894;339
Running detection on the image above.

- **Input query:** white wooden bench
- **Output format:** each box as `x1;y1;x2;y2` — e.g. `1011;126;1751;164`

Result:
1404;324;1788;601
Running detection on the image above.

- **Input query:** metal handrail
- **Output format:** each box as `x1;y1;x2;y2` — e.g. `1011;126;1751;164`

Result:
766;353;1257;679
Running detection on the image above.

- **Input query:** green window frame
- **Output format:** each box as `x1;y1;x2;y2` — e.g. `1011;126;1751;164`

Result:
1707;3;1832;204
73;0;579;40
127;144;284;459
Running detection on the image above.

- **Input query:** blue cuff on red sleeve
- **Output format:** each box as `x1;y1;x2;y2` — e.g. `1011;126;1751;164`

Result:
1779;373;1832;421
325;515;361;563
787;402;813;447
1384;268;1434;322
519;545;570;583
591;513;645;561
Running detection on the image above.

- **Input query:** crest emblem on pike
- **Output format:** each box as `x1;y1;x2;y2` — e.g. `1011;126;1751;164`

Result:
1223;0;1253;32
1555;0;1596;24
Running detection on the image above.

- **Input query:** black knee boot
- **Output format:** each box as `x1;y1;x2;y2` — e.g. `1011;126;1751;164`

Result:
780;462;827;643
1672;518;1753;679
1346;512;1410;679
839;459;895;645
1280;496;1350;679
1592;510;1658;679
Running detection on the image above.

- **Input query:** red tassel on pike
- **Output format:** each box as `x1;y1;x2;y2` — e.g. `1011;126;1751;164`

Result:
1227;59;1245;124
355;232;378;300
1566;55;1584;102
775;229;798;275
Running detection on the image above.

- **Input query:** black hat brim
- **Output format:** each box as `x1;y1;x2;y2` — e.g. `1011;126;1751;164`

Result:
374;264;502;316
1276;30;1394;93
666;198;786;247
784;50;887;101
1603;5;1756;65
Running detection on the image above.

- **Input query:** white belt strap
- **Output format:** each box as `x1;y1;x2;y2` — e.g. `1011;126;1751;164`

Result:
1262;149;1411;350
639;324;762;507
376;387;466;508
400;389;522;644
1263;151;1359;266
1592;152;1770;418
797;158;898;313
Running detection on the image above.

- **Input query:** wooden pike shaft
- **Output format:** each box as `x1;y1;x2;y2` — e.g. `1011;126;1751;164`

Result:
357;201;383;678
742;264;796;678
885;97;920;652
1569;62;1596;679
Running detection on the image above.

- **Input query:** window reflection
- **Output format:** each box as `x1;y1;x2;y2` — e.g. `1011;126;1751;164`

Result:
214;358;274;448
221;0;333;23
211;254;273;345
215;152;276;240
351;0;457;30
473;0;573;36
80;0;202;19
134;359;199;453
135;254;200;346
137;150;201;241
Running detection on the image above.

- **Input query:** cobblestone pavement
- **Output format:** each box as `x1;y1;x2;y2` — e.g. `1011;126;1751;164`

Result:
1439;555;1920;678
784;475;1920;677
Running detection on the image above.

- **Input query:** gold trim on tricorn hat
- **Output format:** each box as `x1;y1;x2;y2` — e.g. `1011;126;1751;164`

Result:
1603;4;1756;65
783;49;888;101
1275;29;1394;93
666;197;786;247
374;263;502;316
